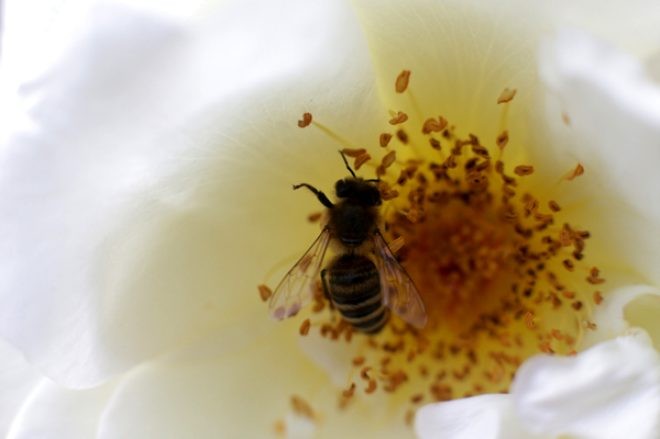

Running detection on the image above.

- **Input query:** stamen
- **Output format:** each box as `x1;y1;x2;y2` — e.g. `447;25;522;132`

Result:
299;319;311;336
422;116;448;134
497;88;517;104
290;395;317;421
298;112;313;128
496;130;509;150
341;148;367;158
258;284;272;302
564;163;585;181
353;153;371;170
389;111;409;125
307;212;323;223
395;70;412;93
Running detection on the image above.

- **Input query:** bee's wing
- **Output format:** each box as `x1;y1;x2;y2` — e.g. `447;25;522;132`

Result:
372;231;427;329
269;227;332;321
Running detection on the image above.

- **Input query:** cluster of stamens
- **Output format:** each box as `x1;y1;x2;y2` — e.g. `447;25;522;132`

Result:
261;70;604;429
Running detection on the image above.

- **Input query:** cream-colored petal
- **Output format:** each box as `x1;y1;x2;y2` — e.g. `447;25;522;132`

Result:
0;0;381;387
351;0;544;159
0;340;42;437
581;285;660;350
97;323;413;439
512;332;660;439
7;378;117;439
624;294;660;350
538;29;660;286
415;395;546;439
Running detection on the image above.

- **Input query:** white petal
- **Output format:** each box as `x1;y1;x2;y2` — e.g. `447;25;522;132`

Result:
547;1;660;59
7;378;117;439
0;340;42;437
97;324;412;439
512;332;660;439
415;394;546;439
538;29;660;285
0;0;379;387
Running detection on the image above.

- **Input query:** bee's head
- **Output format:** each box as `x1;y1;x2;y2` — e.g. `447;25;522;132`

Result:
335;178;382;206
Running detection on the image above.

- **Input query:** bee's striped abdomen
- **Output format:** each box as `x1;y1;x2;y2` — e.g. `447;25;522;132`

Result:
327;254;388;334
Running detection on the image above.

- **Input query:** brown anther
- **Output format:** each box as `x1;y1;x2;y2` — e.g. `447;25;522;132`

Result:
524;311;536;329
562;112;571;125
496;131;509;149
584;321;598;330
379;133;392;147
395;70;411;93
565;163;585;181
352;356;366;366
354;153;371;170
476;160;491;172
538;341;554;354
562;259;575;271
299;319;311;336
365;379;378;394
471;144;490;158
429;138;441;150
389;111;409;125
422;116;448;134
587;267;605;285
341;147;367;158
381;188;399;200
360;366;372;380
342;382;356;398
497;88;517;104
411;393;424;404
593;291;604;305
381;150;397;169
297;112;312;128
388;236;405;255
258;284;272;302
576;230;591;239
290;395;315;420
514;165;534;176
551;329;564;340
561;291;576;299
548;200;561;212
396;129;409;144
572;301;583;311
307;212;322;223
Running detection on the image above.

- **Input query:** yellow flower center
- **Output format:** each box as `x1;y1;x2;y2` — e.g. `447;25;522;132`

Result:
264;71;604;426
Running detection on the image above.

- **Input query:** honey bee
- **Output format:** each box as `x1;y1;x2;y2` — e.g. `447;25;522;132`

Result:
269;151;427;333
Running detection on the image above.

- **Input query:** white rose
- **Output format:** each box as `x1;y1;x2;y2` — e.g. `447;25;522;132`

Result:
0;0;658;438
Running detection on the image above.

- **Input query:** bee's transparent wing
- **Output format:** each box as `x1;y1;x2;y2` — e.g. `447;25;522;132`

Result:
372;231;427;329
269;228;332;320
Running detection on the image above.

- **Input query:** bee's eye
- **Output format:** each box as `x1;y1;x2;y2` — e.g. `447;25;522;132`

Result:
335;179;349;198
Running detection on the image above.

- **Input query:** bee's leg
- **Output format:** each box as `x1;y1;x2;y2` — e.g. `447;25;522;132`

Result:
320;269;333;307
293;183;334;208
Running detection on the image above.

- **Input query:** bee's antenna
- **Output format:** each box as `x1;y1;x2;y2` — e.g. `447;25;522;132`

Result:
339;150;357;178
